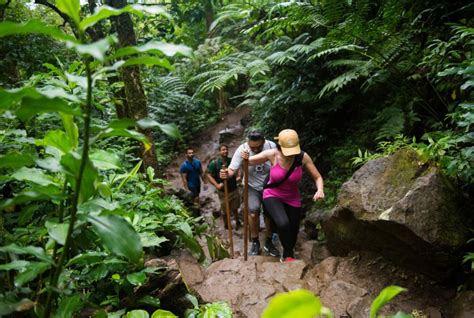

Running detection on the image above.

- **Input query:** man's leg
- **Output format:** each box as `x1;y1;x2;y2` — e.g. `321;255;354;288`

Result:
248;188;262;255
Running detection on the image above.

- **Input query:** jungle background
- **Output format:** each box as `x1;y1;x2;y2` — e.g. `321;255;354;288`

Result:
0;0;473;317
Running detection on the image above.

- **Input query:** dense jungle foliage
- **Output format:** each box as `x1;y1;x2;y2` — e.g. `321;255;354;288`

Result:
0;0;472;317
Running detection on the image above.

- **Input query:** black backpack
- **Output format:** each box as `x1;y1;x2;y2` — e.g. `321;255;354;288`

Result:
263;151;305;189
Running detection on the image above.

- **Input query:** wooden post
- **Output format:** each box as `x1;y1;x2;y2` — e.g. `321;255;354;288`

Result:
243;158;249;261
222;163;234;258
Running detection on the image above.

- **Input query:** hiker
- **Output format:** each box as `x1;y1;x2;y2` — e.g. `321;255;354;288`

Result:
179;147;207;203
220;130;280;257
207;144;241;230
241;129;324;262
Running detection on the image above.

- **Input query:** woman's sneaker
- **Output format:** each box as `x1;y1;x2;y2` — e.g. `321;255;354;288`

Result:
263;238;280;257
280;257;296;263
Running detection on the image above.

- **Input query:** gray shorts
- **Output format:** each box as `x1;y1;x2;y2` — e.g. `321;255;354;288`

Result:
248;187;263;214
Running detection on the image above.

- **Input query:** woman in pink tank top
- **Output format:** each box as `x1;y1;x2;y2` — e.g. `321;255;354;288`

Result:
241;129;324;262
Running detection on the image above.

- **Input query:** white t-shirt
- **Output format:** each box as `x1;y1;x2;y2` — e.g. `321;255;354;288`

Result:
229;140;277;191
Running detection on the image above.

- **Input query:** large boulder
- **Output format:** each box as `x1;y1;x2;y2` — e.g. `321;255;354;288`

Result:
322;149;473;280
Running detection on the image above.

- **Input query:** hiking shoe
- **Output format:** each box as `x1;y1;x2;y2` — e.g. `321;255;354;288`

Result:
263;239;280;257
280;257;296;263
249;241;260;256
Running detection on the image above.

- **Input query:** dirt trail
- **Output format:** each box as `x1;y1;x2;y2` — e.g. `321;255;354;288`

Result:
164;108;457;318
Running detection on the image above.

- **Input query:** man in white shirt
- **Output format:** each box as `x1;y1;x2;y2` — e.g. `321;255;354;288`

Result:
220;130;280;256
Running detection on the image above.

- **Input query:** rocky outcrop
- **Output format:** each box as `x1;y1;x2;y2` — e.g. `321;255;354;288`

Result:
322;149;473;280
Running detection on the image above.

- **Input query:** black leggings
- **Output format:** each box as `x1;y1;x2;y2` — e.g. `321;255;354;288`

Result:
263;197;302;258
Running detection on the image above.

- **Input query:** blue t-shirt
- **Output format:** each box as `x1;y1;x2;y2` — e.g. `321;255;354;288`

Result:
179;159;202;188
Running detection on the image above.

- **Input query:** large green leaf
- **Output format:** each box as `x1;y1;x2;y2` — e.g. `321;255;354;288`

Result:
116;160;142;190
12;167;56;186
67;251;107;266
90;150;121;170
37;130;75;154
126;272;146;286
54;295;83;318
87;215;143;265
0;20;76;42
15;262;51;287
56;0;81;24
151;310;177;318
0;153;35;169
370;286;407;318
45;221;69;245
112;41;192;59
0;190;53;210
261;289;329;318
99;128;150;146
60;151;99;203
0;260;30;271
139;232;168;248
17;96;80;121
67;37;113;61
80;5;170;31
136;119;182;139
125;310;150;318
61;114;79;149
0;244;53;264
121;56;173;70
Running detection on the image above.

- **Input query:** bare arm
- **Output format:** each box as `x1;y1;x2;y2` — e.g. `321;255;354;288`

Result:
200;166;208;184
302;153;325;201
180;173;188;190
245;149;276;165
207;173;223;190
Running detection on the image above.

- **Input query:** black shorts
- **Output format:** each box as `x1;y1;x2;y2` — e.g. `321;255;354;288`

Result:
189;186;200;198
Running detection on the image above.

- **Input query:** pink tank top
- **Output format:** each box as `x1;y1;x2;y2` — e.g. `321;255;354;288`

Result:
263;162;303;207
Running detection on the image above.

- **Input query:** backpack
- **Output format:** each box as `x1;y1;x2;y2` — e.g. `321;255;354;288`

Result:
263;151;305;189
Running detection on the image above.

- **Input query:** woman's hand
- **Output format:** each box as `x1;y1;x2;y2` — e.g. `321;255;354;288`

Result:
313;189;325;201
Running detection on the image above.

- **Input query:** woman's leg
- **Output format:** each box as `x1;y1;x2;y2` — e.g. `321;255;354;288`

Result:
286;204;302;256
263;197;293;257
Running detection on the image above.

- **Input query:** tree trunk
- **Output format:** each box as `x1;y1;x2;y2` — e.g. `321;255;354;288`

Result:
107;0;159;173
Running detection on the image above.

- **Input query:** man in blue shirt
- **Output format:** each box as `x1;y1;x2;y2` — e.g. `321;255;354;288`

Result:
179;147;207;203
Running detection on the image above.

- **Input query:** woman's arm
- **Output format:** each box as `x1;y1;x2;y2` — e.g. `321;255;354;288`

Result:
302;153;325;201
242;149;276;165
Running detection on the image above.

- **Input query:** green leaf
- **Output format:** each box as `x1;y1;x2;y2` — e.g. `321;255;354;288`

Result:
67;37;113;61
67;251;107;266
261;289;326;318
54;294;83;318
38;130;75;154
80;4;170;31
178;231;205;263
61;151;99;203
87;215;143;265
12;167;56;187
0;260;30;271
117;160;142;190
125;310;150;318
90;150;121;170
0;244;53;264
17;96;80;121
15;262;51;287
121;56;173;70
136;119;182;139
138;296;161;308
112;41;192;60
0;153;35;169
370;286;407;318
108;118;136;129
0;20;76;42
61;114;79;149
99;128;150;146
126;272;146;286
56;0;81;24
139;232;168;248
151;309;177;318
45;221;69;245
0;190;53;210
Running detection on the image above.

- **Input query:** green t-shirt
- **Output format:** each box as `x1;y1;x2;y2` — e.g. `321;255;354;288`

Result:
207;156;238;192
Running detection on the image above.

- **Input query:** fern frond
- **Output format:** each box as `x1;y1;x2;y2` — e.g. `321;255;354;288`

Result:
265;51;297;65
318;70;363;98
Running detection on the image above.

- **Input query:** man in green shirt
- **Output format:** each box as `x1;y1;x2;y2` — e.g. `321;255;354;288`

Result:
207;144;241;230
